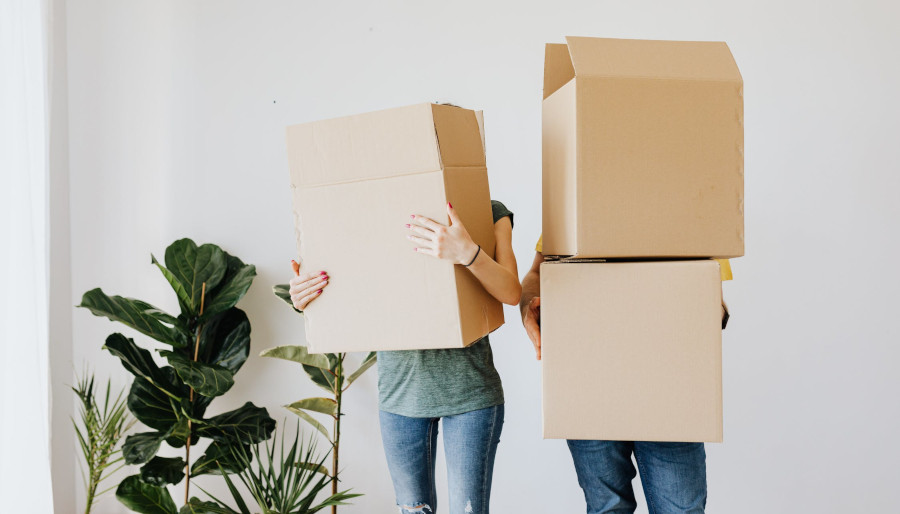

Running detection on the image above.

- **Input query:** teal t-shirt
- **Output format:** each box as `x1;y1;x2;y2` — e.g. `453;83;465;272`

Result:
377;200;513;418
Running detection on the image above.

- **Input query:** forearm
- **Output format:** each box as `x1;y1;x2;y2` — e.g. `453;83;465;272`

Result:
520;268;541;318
467;250;522;305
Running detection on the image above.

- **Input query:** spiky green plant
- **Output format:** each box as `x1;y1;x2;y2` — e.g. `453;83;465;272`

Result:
72;370;136;514
188;422;360;514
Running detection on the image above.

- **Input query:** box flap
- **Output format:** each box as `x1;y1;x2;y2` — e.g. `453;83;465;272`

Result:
430;104;486;168
564;36;742;82
474;110;485;154
286;103;443;187
543;43;575;99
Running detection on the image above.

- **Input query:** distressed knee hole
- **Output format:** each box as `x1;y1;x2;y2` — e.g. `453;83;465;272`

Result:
399;503;433;514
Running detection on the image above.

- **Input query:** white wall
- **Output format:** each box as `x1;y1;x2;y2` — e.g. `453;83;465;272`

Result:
63;0;900;512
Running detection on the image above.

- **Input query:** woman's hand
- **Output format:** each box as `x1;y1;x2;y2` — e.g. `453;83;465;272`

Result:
289;259;329;311
406;203;479;265
522;297;542;360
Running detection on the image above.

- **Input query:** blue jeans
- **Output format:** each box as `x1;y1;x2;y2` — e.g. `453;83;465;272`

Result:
567;440;707;514
379;404;504;514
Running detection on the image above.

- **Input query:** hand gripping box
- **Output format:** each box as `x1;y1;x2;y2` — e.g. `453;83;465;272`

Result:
285;103;504;353
542;37;744;259
541;259;724;442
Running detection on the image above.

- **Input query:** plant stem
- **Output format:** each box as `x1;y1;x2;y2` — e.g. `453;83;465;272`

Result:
331;353;345;514
185;282;207;505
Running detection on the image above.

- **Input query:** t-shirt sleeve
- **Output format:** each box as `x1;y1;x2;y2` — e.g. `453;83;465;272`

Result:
716;259;732;281
491;200;513;228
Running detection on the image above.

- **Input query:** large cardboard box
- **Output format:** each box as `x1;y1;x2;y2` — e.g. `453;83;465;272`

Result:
541;259;723;442
542;37;744;259
286;103;504;353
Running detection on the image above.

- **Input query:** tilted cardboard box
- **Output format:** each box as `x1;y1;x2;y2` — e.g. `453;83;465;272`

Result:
541;259;723;442
542;37;744;259
286;103;504;353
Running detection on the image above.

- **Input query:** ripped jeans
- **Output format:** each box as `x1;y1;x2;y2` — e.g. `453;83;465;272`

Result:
379;404;504;514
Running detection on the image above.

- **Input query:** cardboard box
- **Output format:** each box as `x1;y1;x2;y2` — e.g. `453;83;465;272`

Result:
542;37;744;259
541;259;723;442
286;103;504;353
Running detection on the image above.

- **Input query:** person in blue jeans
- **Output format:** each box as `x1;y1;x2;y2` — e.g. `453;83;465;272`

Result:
518;236;730;514
288;200;520;514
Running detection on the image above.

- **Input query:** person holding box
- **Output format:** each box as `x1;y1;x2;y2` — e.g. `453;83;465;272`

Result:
520;235;730;514
288;200;519;514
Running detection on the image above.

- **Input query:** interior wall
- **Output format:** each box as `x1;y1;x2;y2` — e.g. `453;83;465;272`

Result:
63;1;900;512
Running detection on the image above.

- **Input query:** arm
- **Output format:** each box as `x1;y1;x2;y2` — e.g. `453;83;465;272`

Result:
519;251;544;360
465;216;521;305
407;202;521;305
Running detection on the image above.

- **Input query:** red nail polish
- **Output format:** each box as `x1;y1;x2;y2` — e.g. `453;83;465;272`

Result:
317;289;323;294
320;271;326;275
405;223;410;228
448;202;452;208
410;215;415;219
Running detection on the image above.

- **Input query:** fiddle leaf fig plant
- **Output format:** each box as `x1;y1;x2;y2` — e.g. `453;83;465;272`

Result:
79;238;276;514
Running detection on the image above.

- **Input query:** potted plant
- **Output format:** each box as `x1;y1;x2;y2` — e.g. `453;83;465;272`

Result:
79;238;275;513
262;285;377;513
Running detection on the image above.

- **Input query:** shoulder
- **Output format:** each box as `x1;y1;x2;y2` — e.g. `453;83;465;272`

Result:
490;200;514;228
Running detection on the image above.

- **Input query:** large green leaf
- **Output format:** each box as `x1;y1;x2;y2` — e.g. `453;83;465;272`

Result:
179;498;230;514
303;364;337;394
152;254;193;316
203;253;256;318
347;352;377;385
199;309;251;374
164;416;197;448
273;283;302;313
116;475;177;514
161;351;234;398
122;430;168;465
190;440;249;476
198;402;275;445
105;333;179;396
260;345;330;370
80;289;188;347
128;376;179;432
285;406;331;441
286;397;337;416
164;238;227;314
140;456;186;486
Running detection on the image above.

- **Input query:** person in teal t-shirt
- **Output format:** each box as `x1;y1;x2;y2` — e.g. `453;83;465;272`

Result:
287;200;519;514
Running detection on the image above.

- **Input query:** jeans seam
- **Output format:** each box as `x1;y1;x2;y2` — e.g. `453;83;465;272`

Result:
479;405;498;514
426;418;435;510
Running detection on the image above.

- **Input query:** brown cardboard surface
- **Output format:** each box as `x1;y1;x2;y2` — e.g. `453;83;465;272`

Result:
541;259;723;442
542;37;744;259
286;103;503;353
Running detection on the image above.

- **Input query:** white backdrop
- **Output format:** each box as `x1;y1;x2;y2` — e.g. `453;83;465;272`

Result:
60;0;900;512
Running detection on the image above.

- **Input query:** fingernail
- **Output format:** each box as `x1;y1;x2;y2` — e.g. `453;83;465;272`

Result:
448;202;452;208
414;248;418;252
405;223;410;228
410;215;415;219
320;271;326;275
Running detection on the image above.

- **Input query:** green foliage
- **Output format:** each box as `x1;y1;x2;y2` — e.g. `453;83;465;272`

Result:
72;370;136;514
262;285;378;512
79;239;275;514
198;423;360;514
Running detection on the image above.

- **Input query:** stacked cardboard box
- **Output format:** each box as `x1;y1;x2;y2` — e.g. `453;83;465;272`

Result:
540;37;744;442
285;103;504;353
